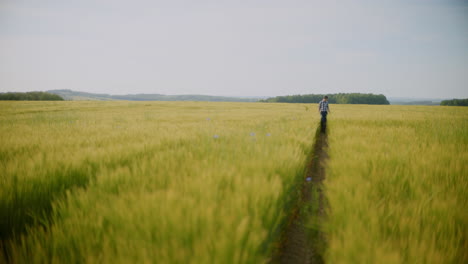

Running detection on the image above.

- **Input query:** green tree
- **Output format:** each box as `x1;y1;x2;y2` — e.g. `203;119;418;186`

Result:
0;92;64;101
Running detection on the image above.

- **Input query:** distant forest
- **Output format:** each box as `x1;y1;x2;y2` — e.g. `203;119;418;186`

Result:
260;93;390;105
440;98;468;106
0;92;64;101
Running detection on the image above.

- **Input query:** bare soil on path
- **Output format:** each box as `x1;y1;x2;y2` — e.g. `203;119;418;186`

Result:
271;123;328;264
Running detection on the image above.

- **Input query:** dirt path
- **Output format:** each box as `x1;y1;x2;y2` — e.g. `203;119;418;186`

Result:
271;123;328;264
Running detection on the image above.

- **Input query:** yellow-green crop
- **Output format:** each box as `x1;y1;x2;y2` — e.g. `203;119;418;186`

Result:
323;105;468;263
0;101;317;263
2;101;466;263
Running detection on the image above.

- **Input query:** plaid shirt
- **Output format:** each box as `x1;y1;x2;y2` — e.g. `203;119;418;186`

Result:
318;100;329;112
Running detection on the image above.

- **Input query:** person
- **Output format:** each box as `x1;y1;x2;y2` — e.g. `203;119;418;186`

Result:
318;96;330;128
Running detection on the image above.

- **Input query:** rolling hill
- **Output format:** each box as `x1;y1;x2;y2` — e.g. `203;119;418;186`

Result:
47;89;261;102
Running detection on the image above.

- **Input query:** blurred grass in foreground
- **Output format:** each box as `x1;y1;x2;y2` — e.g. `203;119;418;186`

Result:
0;101;317;263
323;105;467;263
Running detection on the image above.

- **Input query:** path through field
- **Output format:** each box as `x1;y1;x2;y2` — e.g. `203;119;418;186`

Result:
272;123;328;263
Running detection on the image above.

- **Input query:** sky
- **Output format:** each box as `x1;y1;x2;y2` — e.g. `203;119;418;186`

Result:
1;0;467;98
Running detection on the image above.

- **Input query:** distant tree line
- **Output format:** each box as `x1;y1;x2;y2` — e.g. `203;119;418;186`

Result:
260;93;390;105
0;92;64;101
440;98;468;106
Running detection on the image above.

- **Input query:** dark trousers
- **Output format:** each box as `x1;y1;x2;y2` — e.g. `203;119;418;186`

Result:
320;111;328;123
320;111;328;132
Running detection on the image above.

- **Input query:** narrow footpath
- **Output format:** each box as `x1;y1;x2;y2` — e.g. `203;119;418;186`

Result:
272;123;328;264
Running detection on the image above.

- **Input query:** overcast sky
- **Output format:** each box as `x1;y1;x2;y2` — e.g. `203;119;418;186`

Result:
1;0;467;98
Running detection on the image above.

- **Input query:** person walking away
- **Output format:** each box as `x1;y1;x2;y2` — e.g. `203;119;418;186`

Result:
318;96;330;130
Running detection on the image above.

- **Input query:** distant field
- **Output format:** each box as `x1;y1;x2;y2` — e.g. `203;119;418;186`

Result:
0;101;316;263
1;102;466;263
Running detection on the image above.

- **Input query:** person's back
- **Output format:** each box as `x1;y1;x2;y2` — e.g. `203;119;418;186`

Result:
318;96;330;131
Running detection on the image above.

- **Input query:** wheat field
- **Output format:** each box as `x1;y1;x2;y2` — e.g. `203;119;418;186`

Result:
0;101;316;263
323;105;467;263
1;101;466;263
